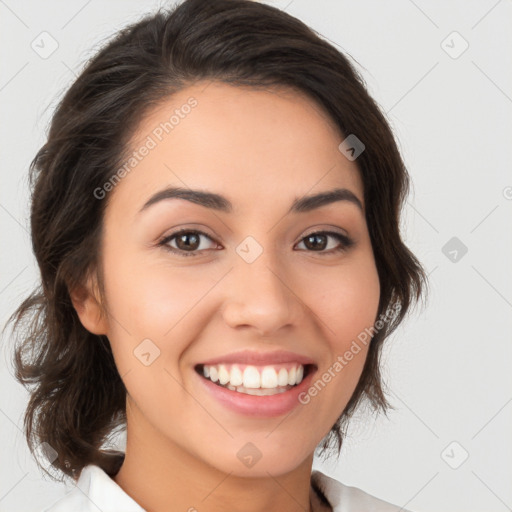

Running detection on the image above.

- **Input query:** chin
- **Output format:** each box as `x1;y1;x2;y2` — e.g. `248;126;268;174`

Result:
202;439;314;478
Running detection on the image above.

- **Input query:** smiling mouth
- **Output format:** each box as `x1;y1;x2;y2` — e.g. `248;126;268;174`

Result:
194;363;316;396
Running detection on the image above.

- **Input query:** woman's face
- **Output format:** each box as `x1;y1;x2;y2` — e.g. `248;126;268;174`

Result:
82;81;380;477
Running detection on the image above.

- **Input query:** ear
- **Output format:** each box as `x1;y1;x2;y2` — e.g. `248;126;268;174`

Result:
69;272;109;335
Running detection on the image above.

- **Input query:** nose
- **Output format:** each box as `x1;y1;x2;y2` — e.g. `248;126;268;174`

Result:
221;245;303;337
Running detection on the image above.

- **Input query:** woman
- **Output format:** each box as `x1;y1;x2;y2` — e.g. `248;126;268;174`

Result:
7;0;428;510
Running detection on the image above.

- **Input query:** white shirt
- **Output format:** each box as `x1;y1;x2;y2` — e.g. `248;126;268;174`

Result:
42;464;413;512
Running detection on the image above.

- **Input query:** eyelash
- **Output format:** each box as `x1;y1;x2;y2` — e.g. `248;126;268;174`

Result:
157;229;354;258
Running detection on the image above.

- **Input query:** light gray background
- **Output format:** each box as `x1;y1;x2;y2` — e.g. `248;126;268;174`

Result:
1;1;511;511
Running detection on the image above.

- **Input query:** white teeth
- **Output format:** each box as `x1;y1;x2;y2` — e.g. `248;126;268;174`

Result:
261;367;278;388
288;366;297;385
201;363;306;391
229;365;243;386
277;368;289;386
209;366;218;383
218;364;230;385
243;366;261;388
229;385;290;396
296;364;304;383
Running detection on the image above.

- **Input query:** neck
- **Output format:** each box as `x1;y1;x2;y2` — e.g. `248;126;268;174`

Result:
113;401;324;512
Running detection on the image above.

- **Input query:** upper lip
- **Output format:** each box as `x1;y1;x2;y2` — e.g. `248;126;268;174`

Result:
198;349;316;367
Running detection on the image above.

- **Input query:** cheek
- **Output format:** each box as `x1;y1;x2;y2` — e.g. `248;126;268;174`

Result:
103;241;211;329
298;254;379;414
304;256;380;347
301;268;378;427
101;249;220;365
127;266;224;332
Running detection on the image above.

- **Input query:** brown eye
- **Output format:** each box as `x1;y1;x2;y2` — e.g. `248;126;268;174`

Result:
159;229;218;257
303;233;328;251
174;232;200;251
296;231;354;254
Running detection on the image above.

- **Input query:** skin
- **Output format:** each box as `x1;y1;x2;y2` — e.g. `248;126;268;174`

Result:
71;81;380;512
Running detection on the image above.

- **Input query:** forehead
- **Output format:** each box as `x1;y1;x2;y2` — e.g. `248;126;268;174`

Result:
107;81;364;218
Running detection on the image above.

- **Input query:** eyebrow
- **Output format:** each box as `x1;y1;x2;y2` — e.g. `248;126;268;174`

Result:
138;186;364;215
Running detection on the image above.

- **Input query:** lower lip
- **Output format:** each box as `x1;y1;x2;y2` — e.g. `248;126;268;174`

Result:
195;366;317;417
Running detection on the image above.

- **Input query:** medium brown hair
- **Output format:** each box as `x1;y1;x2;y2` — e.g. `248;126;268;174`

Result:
5;0;428;482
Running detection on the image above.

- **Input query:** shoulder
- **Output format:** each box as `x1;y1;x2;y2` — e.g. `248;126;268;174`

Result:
311;469;414;512
41;465;145;512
